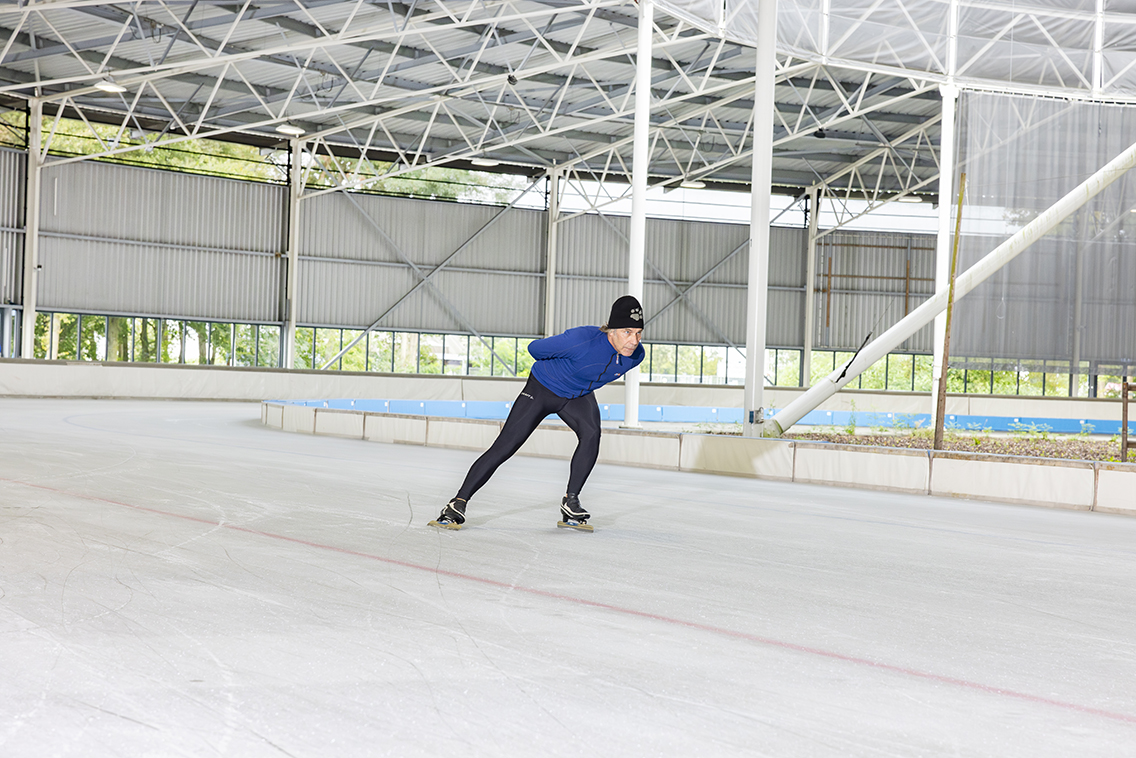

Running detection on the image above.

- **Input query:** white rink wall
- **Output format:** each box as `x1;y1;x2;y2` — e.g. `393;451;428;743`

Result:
2;358;1131;425
264;403;1136;516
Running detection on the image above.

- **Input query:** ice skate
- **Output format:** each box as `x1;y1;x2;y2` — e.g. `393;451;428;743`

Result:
557;493;593;532
429;498;466;530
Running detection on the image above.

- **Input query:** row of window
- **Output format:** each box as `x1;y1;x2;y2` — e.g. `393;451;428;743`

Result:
13;311;1134;398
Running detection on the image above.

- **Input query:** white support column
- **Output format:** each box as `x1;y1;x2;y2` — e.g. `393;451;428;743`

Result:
1;307;11;358
19;100;42;360
930;84;959;423
623;0;653;429
283;138;303;369
1070;208;1089;396
802;186;819;387
544;167;562;337
743;0;778;437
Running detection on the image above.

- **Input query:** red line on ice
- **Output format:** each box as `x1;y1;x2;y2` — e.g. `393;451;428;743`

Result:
8;476;1136;726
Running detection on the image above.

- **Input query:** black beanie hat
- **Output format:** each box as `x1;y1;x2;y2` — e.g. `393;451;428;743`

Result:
607;295;644;329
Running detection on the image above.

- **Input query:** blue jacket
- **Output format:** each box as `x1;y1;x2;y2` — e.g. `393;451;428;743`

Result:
528;326;645;399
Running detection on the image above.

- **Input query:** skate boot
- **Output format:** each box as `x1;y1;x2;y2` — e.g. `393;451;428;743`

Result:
429;498;466;530
558;493;593;532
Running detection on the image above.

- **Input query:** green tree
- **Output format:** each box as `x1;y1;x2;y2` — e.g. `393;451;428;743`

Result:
516;339;536;376
341;329;367;372
258;326;280;367
108;317;131;361
393;333;418;373
368;331;394;373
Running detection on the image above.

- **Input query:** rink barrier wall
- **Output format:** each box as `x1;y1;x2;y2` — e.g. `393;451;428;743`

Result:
4;359;1136;433
263;402;1136;515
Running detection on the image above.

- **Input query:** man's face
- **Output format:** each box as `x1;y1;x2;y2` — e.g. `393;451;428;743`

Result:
607;327;643;357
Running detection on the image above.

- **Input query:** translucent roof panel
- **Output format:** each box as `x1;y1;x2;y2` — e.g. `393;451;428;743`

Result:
660;0;1136;101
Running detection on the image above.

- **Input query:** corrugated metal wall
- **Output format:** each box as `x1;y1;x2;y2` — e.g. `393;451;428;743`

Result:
300;192;545;334
19;156;943;354
816;230;936;353
37;161;284;321
554;215;807;347
0;149;24;307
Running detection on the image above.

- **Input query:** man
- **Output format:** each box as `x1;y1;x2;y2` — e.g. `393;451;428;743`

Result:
430;295;645;531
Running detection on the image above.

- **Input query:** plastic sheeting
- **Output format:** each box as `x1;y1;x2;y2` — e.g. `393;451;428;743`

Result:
659;0;1136;100
950;93;1136;375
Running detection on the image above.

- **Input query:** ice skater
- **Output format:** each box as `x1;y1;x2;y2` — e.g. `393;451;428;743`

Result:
429;295;646;531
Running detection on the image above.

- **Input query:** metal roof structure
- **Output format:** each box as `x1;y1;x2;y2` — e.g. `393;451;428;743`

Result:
0;0;944;219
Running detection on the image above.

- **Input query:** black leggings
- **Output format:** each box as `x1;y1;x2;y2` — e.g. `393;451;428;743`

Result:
455;375;601;502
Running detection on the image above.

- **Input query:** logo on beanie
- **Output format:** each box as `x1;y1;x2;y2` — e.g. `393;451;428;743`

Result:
630;307;643;322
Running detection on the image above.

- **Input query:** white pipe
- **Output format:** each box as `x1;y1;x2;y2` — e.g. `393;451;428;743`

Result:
283;138;302;369
623;0;653;429
20;100;42;360
767;134;1136;436
743;0;778;436
802;186;819;387
931;84;958;425
544;167;561;337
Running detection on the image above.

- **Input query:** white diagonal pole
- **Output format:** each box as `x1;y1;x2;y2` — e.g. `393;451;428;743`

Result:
767;134;1136;436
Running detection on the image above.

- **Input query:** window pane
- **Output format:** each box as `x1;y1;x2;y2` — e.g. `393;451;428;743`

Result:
341;330;366;372
54;313;78;360
1097;373;1124;398
162;320;183;363
1044;371;1068;397
185;321;209;365
313;328;342;370
393;332;417;373
443;334;466;375
516;339;535;376
678;345;701;383
491;337;517;377
469;336;491;376
968;369;992;395
258;325;279;367
79;314;105;361
207;323;230;365
419;334;443;374
33;312;51;359
368;331;393;373
652;344;676;382
810;350;834;386
776;349;801;387
134;318;160;363
859;355;887;390
1017;368;1044;396
245;324;268;367
702;346;726;384
107;317;131;361
945;366;966;393
913;354;934;392
887;354;914;392
726;347;746;385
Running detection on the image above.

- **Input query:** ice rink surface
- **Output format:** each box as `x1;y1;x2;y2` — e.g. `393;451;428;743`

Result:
2;398;1136;757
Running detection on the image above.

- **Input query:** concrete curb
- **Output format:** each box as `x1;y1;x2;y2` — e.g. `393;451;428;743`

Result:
263;402;1136;515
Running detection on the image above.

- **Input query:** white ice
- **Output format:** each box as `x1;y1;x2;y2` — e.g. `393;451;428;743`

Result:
2;398;1135;757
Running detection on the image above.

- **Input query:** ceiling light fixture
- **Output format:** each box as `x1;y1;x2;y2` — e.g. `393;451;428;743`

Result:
275;123;306;137
471;157;500;167
94;77;127;93
680;180;705;189
897;195;923;203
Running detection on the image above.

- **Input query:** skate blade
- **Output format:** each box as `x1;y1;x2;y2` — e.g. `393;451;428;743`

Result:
557;521;594;532
428;519;463;531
